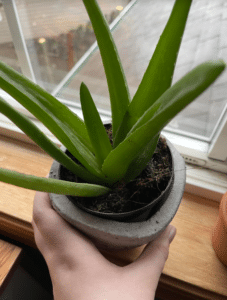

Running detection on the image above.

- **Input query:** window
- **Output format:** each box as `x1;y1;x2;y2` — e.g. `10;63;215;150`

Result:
0;1;21;72
0;0;227;180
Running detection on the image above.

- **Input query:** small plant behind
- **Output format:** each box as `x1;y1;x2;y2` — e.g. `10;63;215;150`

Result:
0;0;226;197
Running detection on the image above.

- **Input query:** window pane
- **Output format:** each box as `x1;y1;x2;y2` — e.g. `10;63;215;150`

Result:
14;0;131;93
57;0;227;141
0;2;21;73
168;0;227;140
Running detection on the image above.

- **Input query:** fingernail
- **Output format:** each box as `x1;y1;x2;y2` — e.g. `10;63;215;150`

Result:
168;226;176;244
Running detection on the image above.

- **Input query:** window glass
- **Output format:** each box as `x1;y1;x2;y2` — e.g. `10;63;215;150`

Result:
0;2;21;73
168;0;227;140
57;0;227;141
14;0;131;92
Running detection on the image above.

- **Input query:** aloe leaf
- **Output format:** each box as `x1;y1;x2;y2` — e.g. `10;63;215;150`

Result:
123;134;159;183
129;60;226;134
80;83;112;166
0;168;110;196
82;0;130;137
103;60;226;182
0;96;102;184
114;0;192;146
0;61;104;179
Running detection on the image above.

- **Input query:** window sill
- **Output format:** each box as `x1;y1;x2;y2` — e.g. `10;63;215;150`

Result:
185;165;227;202
0;134;226;299
0;117;226;202
0;238;22;294
162;131;227;202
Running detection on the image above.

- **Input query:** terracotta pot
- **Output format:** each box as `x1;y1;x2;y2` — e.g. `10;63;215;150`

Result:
212;192;227;266
49;138;186;250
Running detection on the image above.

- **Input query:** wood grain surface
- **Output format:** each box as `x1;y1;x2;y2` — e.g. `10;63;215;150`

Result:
0;239;22;294
0;135;227;299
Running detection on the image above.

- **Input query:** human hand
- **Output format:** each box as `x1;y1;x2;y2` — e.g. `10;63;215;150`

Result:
32;191;176;300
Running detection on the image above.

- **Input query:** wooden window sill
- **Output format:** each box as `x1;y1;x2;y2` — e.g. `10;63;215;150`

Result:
0;135;227;299
0;238;22;294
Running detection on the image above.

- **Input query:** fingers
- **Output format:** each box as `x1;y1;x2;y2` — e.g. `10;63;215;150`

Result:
141;225;176;269
32;191;71;253
32;191;107;268
126;225;176;290
32;191;69;240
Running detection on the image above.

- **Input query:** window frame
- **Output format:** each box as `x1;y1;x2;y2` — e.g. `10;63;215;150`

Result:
2;0;36;81
208;104;227;161
0;0;227;201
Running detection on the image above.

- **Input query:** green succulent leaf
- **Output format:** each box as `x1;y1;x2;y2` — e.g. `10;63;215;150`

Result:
82;0;130;137
103;60;226;182
0;168;110;196
0;96;101;184
129;60;226;134
114;0;192;146
0;61;105;179
123;134;160;183
80;83;112;167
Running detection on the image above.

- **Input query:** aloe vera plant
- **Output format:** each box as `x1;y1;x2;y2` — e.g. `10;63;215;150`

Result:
0;0;225;197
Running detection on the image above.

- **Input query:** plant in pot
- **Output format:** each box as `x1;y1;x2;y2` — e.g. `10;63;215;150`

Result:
0;0;226;249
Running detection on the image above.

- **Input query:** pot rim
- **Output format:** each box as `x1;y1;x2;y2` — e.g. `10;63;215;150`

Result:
65;139;174;221
49;138;186;239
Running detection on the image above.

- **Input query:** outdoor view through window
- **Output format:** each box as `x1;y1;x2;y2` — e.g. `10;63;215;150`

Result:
0;0;226;160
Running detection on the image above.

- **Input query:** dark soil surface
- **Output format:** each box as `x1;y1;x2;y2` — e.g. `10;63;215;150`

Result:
61;133;172;214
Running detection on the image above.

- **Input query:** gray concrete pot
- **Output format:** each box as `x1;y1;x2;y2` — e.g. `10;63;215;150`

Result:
49;139;185;250
60;148;174;223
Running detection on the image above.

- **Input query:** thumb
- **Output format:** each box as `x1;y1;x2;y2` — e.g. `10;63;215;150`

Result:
131;225;176;288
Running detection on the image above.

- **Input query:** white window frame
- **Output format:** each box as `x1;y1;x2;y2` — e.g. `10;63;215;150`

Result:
0;0;227;202
2;0;35;81
208;104;227;161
